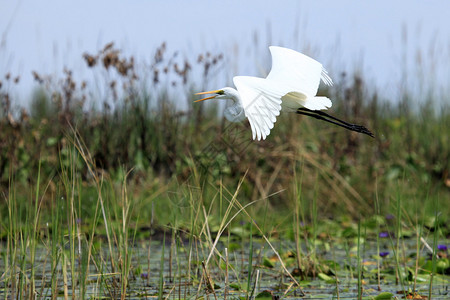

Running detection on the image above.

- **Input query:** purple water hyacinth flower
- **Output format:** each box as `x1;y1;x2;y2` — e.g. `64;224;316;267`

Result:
385;214;394;220
437;244;448;251
141;273;148;279
379;251;390;258
379;232;389;238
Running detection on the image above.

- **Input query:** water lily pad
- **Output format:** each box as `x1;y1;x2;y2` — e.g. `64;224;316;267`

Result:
317;272;337;283
263;256;275;268
229;282;246;291
255;290;277;300
374;292;394;299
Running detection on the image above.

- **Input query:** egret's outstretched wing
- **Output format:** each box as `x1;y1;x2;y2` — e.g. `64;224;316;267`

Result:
232;47;334;140
267;46;333;97
233;76;284;141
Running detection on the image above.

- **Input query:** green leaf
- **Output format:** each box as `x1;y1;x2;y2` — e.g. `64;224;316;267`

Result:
227;242;241;252
230;282;245;291
374;292;394;299
255;290;275;300
263;256;275;268
46;137;58;146
318;272;336;283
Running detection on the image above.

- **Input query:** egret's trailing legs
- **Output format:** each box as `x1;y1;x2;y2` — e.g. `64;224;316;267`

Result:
296;107;374;138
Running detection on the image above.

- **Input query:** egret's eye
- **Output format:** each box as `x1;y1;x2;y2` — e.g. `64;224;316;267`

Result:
217;90;225;95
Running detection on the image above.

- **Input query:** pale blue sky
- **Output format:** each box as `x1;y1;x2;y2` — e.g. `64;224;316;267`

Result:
1;0;449;106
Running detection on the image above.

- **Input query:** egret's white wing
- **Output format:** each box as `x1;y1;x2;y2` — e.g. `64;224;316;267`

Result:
233;76;284;141
267;46;333;97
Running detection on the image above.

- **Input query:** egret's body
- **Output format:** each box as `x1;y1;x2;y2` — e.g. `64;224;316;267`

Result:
195;46;373;140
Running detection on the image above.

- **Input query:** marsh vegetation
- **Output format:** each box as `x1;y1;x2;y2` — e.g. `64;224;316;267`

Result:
0;43;449;299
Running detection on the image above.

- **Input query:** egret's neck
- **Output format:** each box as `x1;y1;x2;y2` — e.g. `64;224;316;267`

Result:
223;89;245;122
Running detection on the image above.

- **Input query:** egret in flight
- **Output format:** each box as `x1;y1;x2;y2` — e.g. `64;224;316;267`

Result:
195;46;374;140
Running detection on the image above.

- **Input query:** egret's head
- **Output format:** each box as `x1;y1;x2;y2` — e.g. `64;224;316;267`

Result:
194;87;236;102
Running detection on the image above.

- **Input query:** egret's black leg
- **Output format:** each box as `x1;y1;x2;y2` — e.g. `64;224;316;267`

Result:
310;109;374;137
297;108;374;138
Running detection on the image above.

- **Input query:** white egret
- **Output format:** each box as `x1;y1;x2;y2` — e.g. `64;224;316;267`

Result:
195;46;374;140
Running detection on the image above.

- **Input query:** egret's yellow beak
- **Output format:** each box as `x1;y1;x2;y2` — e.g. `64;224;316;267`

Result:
194;90;222;102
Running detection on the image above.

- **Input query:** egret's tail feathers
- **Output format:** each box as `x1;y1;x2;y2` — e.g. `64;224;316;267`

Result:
303;96;332;111
321;68;333;86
